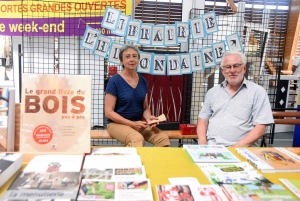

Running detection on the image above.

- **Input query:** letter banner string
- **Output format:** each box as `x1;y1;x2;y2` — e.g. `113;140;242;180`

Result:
80;7;244;76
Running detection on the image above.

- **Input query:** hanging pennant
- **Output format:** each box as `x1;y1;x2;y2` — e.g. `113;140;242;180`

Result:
125;20;142;43
202;46;216;68
203;12;219;34
181;53;192;74
92;34;112;58
167;54;181;76
190;51;204;72
176;22;189;43
112;14;130;37
164;24;178;46
190;17;206;39
80;26;100;50
101;7;121;31
212;41;226;64
137;51;153;74
139;24;153;46
226;32;243;52
107;42;124;65
152;54;166;75
151;25;165;47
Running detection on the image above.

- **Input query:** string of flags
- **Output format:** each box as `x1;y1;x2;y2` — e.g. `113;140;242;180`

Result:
80;7;244;76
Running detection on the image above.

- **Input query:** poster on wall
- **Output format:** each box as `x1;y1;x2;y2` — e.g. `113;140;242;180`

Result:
20;74;91;153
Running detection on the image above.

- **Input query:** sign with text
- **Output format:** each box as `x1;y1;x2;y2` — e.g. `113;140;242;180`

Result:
20;74;92;153
0;0;132;36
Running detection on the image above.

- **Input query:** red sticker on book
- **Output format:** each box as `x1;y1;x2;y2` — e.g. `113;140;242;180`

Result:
33;125;53;144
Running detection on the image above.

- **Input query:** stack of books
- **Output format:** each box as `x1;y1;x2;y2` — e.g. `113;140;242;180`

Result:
2;154;84;200
78;147;154;201
0;153;22;188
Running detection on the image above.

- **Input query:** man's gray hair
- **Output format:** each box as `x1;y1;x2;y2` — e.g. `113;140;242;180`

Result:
119;45;140;61
220;51;247;67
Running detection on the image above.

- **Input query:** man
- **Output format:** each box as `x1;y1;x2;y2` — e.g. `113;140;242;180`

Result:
197;51;274;147
291;56;300;107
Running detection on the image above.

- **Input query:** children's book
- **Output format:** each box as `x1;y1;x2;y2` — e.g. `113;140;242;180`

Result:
156;184;229;201
183;145;240;163
222;183;297;201
197;162;273;185
77;179;153;201
20;73;92;153
91;147;138;156
236;147;300;172
24;154;84;172
280;178;300;199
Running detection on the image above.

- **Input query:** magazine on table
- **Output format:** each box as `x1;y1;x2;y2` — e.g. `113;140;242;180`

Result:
197;162;273;185
183;145;240;163
236;147;300;173
280;178;300;199
77;179;153;201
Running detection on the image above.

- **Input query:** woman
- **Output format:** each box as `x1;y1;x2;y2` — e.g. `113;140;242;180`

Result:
105;45;170;147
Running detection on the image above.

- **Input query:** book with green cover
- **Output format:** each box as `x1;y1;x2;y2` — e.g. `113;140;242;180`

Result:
222;183;297;201
280;178;300;199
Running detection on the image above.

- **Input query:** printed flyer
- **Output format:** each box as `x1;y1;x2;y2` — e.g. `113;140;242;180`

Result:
20;74;91;153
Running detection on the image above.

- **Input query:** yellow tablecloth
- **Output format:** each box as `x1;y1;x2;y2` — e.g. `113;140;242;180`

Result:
1;147;300;200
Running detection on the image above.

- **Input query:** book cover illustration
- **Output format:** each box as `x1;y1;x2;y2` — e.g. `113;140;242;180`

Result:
280;178;300;199
192;185;229;201
24;155;84;173
197;162;272;186
78;179;153;201
83;167;146;181
1;171;81;200
20;74;92;153
222;183;297;201
183;145;240;163
156;184;195;201
237;147;300;172
91;147;138;156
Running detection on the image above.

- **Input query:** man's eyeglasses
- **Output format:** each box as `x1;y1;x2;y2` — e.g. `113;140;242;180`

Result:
221;63;243;72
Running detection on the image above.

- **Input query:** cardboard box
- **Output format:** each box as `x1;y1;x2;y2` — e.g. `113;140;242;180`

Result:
179;124;197;135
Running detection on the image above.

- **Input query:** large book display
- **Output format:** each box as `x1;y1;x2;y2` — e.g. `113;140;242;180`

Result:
20;74;92;153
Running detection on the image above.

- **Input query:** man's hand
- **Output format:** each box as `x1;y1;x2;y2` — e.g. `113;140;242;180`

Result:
131;121;148;132
145;116;159;128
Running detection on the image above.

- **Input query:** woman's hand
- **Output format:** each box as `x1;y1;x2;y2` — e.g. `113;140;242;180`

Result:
146;116;159;128
131;121;148;132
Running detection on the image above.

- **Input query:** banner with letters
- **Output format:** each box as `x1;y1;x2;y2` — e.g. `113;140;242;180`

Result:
0;0;132;36
80;7;244;75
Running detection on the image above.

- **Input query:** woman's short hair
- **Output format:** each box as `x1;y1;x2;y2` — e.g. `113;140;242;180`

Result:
119;45;140;62
220;51;247;67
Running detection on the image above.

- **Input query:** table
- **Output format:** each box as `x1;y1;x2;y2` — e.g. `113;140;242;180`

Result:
1;147;300;200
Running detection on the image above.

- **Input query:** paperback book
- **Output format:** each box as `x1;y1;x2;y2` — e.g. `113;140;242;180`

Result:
0;153;23;188
20;73;92;153
236;147;300;172
197;162;273;185
222;183;297;201
84;155;142;168
183;145;240;163
156;184;229;201
280;178;300;199
91;147;138;156
77;179;153;201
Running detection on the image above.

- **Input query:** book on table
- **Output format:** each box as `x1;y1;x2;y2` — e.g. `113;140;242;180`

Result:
1;154;84;201
19;73;92;153
197;162;273;186
236;147;300;173
183;145;240;163
77;179;153;201
91;147;138;156
222;183;297;201
280;178;300;199
156;184;229;201
0;153;23;188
